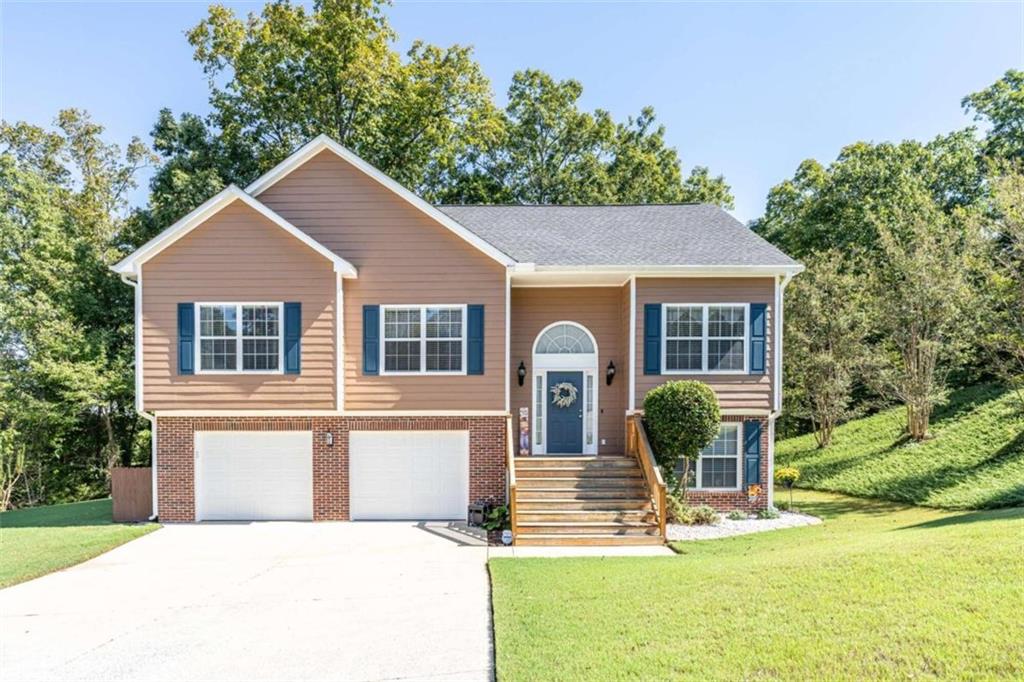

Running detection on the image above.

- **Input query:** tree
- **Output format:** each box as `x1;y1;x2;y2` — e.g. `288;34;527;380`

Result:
783;251;870;447
0;110;153;506
977;167;1024;408
441;71;734;207
145;0;497;226
642;381;720;496
753;131;985;259
866;193;979;440
963;69;1024;163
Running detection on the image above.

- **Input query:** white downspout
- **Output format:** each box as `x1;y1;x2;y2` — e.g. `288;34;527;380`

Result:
119;272;158;520
767;272;795;510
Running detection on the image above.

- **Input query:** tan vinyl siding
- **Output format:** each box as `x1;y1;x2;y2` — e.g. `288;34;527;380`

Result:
142;200;336;410
510;287;627;454
257;150;506;411
634;277;775;412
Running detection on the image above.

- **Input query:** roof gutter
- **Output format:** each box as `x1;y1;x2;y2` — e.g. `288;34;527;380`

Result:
510;263;805;277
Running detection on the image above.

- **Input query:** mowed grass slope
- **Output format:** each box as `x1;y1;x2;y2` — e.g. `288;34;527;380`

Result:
0;499;158;588
777;383;1024;509
490;491;1024;681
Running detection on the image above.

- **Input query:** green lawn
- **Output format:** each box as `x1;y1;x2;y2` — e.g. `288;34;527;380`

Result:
490;491;1024;681
0;499;158;588
777;383;1024;509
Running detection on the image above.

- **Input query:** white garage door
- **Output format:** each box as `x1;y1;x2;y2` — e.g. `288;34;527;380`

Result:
195;431;313;521
349;431;469;520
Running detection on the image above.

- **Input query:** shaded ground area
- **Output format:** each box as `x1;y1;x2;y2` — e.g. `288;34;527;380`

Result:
0;499;158;588
776;383;1024;509
489;490;1024;681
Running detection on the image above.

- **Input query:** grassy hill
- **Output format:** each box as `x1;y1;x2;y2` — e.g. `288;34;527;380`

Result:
775;383;1024;510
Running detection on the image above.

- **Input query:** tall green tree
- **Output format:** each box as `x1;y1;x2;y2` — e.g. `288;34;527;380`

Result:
146;0;498;226
963;69;1024;163
0;111;153;507
753;131;984;258
783;250;870;447
866;192;980;441
440;71;733;207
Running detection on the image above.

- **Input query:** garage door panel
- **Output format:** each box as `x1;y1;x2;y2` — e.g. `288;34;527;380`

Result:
196;431;313;521
349;431;469;520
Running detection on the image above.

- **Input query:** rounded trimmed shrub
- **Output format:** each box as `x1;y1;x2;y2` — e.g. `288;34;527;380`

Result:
642;380;721;483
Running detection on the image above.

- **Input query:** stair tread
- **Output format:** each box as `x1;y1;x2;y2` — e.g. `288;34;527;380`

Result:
516;521;657;528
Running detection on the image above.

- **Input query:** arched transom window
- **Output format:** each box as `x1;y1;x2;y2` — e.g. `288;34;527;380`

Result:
535;323;596;354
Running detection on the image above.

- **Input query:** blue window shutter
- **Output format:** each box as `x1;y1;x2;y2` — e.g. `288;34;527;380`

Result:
363;305;380;375
744;420;762;485
467;304;484;375
283;302;301;374
643;303;662;375
749;303;767;374
178;303;194;375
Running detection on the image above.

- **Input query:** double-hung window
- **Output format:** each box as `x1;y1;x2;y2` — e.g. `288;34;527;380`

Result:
663;304;748;373
382;305;465;374
676;423;742;490
197;303;282;373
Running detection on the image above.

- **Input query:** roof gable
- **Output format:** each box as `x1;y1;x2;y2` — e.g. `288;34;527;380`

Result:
112;185;357;277
245;135;515;266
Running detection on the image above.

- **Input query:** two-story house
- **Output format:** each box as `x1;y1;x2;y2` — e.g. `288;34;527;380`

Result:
113;135;802;545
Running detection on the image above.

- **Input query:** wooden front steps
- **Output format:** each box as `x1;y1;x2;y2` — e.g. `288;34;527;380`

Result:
512;455;664;546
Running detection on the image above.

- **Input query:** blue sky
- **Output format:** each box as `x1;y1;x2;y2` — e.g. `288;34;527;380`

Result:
2;1;1021;221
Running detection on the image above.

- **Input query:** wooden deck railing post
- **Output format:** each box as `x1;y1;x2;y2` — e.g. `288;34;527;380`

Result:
627;414;668;543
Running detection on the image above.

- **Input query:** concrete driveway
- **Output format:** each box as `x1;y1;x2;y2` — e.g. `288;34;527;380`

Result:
0;522;494;681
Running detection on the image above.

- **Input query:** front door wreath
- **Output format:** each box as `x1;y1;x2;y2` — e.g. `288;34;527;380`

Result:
550;382;578;408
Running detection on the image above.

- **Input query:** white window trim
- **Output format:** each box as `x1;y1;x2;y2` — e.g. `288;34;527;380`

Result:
692;422;743;492
662;303;749;375
194;302;285;375
379;304;468;376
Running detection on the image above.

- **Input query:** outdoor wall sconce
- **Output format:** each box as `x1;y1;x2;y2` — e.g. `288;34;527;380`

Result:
606;360;616;386
325;432;334;447
517;361;527;386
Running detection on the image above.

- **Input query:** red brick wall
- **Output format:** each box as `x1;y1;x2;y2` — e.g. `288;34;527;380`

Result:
683;415;771;512
155;415;507;522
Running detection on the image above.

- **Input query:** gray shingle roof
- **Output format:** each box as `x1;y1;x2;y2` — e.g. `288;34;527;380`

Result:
435;204;799;268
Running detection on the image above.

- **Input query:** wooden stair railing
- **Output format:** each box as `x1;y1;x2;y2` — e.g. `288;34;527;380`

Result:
626;414;667;542
506;414;518;544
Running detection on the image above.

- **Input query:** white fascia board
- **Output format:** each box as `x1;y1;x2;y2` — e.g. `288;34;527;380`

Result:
112;185;358;278
154;409;511;417
245;135;517;267
512;263;805;277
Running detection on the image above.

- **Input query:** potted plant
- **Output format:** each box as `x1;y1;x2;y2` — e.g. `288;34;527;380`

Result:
774;466;800;510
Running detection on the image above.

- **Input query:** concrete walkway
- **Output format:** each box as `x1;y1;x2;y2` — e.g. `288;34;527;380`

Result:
1;522;494;682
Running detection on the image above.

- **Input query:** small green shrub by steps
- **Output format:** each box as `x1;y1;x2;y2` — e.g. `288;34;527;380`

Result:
726;510;747;521
679;504;719;525
757;507;781;520
483;505;510;531
642;381;720;492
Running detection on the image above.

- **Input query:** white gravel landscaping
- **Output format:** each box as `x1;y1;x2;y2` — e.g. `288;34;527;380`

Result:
667;510;822;542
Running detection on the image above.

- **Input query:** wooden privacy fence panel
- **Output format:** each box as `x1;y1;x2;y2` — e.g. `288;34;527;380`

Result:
112;467;152;522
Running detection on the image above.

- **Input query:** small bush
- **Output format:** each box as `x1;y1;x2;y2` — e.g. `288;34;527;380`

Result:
643;381;720;490
679;504;719;526
665;492;686;523
482;505;509;531
726;510;747;521
757;507;781;520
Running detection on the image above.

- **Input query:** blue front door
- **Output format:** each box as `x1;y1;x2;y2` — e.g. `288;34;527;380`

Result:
546;371;584;454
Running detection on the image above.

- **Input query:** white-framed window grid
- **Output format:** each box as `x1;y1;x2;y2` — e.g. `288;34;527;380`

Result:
380;304;468;375
662;303;749;374
676;422;743;491
195;302;284;374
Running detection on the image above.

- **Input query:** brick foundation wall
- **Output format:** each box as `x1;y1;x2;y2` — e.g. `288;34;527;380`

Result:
682;415;771;512
155;415;507;522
